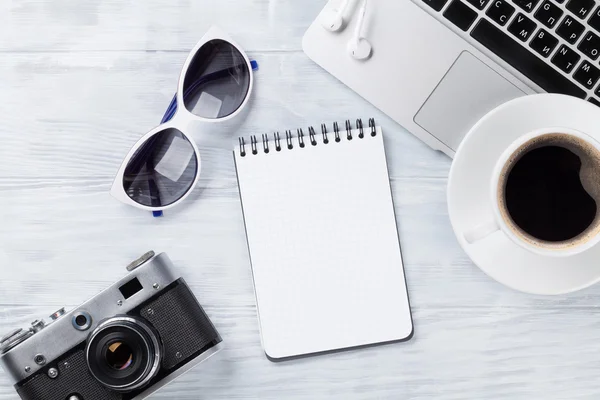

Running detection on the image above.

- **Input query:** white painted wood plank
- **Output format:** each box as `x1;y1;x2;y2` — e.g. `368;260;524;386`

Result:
0;0;325;52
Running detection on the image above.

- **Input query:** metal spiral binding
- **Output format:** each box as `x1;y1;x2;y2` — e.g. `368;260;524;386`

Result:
298;128;305;148
369;118;376;137
345;119;353;140
274;132;281;151
321;123;329;144
357;118;364;138
250;135;258;155
239;137;246;157
308;126;317;146
238;118;376;156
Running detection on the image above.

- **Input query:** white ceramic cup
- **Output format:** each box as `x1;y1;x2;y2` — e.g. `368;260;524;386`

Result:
464;127;600;257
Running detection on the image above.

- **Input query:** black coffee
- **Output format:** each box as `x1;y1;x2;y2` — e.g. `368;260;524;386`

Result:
504;145;597;242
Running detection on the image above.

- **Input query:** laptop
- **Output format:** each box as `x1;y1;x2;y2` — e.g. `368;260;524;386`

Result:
303;0;600;157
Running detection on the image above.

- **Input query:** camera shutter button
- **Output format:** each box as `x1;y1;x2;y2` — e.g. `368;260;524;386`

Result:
30;320;45;333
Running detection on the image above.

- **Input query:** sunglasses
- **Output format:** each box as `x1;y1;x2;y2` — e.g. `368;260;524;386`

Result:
110;26;255;216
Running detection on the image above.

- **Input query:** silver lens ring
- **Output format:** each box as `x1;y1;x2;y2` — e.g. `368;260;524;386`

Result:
85;316;161;392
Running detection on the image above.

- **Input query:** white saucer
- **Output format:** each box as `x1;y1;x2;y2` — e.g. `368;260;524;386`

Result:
448;94;600;295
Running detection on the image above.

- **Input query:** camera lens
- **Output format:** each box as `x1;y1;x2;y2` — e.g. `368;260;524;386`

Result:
105;341;134;370
86;317;161;392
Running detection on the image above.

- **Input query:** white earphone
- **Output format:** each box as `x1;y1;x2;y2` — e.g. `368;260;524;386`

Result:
320;0;351;31
347;0;372;60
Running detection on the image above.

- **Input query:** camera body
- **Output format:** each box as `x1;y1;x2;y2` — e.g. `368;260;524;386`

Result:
0;252;222;400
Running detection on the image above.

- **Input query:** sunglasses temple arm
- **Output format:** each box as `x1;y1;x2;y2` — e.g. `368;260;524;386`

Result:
161;94;178;124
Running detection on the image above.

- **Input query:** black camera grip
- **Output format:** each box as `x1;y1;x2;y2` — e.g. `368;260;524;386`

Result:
139;280;221;370
17;350;121;400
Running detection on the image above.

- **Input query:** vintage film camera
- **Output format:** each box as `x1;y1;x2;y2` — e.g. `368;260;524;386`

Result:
0;252;222;400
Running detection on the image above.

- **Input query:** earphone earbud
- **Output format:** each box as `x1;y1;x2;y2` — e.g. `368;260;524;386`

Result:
347;37;372;60
347;0;372;60
320;0;350;32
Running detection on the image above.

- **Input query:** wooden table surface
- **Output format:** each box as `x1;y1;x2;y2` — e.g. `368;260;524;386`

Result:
1;1;600;399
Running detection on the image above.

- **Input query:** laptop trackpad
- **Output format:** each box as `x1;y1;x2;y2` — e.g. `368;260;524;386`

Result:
414;51;525;152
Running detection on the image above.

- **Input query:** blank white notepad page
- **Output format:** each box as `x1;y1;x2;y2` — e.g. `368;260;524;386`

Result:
234;126;412;359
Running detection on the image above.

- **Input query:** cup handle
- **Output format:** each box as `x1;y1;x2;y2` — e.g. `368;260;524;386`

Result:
464;220;500;244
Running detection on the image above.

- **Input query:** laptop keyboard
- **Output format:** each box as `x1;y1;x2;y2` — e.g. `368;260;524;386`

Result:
423;0;600;103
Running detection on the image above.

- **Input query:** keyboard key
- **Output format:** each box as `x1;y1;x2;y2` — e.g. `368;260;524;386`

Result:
487;0;516;25
530;29;559;57
443;0;478;31
466;0;491;9
534;0;563;28
422;0;449;11
508;13;537;41
470;20;586;97
578;31;600;59
588;97;600;106
513;0;540;12
574;61;600;88
566;0;595;19
551;45;581;72
589;7;600;33
556;16;585;44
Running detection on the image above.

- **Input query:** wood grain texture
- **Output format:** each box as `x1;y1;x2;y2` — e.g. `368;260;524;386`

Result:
1;1;600;399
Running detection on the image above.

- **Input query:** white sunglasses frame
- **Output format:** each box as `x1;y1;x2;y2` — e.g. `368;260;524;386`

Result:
110;26;254;212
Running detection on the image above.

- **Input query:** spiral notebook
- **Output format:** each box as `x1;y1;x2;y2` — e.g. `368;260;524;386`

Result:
234;118;413;360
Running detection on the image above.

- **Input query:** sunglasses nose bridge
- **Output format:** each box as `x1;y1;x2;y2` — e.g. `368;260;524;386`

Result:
166;108;193;130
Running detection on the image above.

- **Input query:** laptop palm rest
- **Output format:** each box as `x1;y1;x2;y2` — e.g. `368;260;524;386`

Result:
414;51;526;151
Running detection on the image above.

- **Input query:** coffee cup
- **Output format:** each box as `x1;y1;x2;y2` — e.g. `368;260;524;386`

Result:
464;127;600;257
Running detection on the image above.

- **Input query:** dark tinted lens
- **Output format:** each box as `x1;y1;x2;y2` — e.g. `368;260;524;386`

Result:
123;128;197;207
183;39;250;119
